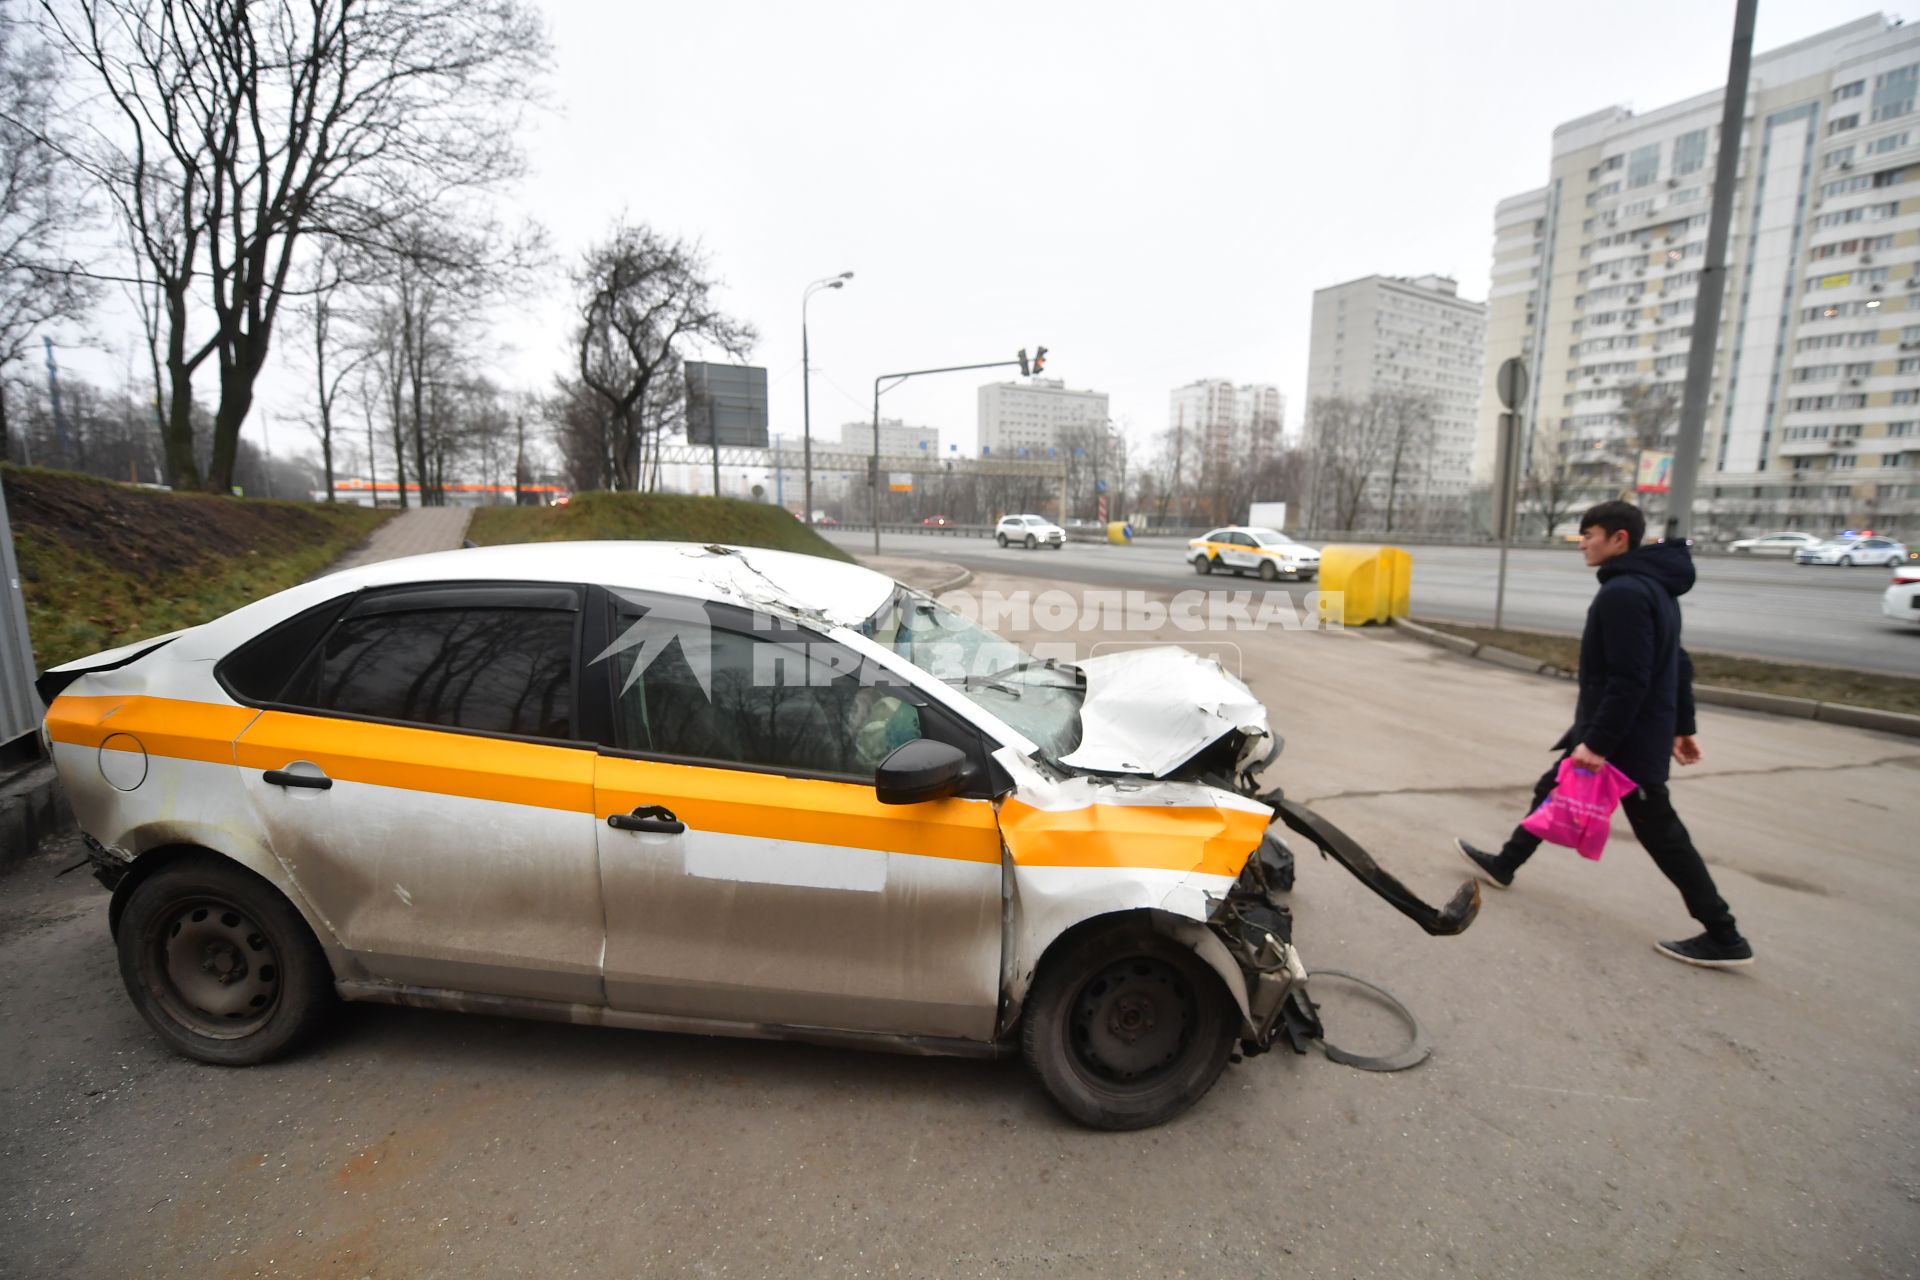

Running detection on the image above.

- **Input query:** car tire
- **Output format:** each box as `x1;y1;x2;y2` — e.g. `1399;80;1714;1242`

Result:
1025;534;1037;550
1841;556;1854;567
997;534;1009;548
1194;556;1211;575
116;854;334;1066
1021;918;1239;1131
1258;561;1279;582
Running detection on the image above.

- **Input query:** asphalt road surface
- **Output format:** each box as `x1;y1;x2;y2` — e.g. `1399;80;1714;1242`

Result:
825;530;1920;676
4;574;1915;1279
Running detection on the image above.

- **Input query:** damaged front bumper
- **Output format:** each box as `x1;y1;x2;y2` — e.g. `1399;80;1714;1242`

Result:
1206;790;1479;1059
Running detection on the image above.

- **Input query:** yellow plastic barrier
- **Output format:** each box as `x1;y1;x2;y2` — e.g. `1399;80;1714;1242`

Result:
1316;545;1412;626
1106;521;1134;544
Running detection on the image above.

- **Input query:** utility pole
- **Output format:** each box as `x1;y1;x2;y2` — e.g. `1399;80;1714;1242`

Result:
1666;0;1756;542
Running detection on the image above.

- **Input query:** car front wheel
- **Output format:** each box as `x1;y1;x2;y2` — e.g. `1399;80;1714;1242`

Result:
117;854;334;1066
1841;556;1854;567
1258;560;1278;581
1026;534;1037;550
1194;555;1211;575
1021;919;1239;1130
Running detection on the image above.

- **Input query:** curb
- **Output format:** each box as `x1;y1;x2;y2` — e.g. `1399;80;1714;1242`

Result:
1390;617;1920;740
922;565;973;595
0;760;73;872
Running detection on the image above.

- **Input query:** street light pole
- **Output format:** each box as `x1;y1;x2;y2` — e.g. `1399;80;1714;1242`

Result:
802;273;853;524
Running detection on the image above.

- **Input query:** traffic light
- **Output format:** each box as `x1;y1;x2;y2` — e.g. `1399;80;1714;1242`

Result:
1031;346;1047;375
1017;348;1030;377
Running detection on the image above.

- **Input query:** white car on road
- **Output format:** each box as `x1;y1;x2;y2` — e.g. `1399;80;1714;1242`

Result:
1728;531;1822;557
1883;564;1920;628
1188;527;1320;581
995;514;1066;550
1795;536;1908;567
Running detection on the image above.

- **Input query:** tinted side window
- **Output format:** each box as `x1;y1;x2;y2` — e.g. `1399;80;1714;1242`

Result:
218;596;352;703
608;614;919;777
289;607;575;738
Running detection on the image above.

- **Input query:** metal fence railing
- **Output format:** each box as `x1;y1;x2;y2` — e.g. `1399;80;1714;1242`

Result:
0;477;43;753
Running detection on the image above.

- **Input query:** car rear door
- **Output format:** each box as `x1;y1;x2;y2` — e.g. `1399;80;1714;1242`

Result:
228;583;605;1004
586;589;1004;1041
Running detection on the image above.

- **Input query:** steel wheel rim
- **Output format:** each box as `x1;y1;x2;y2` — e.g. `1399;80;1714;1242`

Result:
1068;957;1195;1085
149;896;282;1038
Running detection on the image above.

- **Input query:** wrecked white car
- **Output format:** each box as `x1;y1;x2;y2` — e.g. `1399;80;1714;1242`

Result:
40;542;1476;1130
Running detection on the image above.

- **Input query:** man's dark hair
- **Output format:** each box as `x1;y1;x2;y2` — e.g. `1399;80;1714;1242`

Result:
1579;500;1645;550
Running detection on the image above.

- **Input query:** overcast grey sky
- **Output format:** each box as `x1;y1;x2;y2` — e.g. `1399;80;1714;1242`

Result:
85;0;1889;468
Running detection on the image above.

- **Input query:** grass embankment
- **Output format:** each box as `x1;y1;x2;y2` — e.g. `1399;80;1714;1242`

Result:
3;464;390;671
467;491;855;563
1417;619;1920;716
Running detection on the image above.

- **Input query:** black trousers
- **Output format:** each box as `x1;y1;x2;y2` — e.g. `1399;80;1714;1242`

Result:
1498;755;1738;938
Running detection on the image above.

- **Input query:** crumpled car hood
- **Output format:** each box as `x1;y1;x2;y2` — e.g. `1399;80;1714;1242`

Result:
1057;646;1272;778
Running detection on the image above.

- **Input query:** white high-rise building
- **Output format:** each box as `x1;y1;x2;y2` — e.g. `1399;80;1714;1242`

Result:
1304;274;1487;529
1167;379;1286;464
1482;15;1920;537
978;378;1109;459
839;418;941;458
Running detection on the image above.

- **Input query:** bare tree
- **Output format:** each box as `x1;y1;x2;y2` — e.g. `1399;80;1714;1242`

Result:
1376;390;1436;533
573;221;755;492
293;245;367;502
1305;395;1391;531
1522;435;1585;539
41;0;549;491
0;7;93;458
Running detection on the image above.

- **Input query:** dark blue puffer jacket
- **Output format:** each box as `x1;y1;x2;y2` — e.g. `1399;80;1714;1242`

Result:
1555;540;1698;788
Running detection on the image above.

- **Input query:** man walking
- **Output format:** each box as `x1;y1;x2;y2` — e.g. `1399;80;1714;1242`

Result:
1454;500;1752;968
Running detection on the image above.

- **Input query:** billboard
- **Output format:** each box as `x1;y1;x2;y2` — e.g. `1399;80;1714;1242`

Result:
888;472;913;493
684;362;769;447
1636;449;1673;494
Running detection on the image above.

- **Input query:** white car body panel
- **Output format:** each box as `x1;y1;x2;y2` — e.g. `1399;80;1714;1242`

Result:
1060;647;1272;777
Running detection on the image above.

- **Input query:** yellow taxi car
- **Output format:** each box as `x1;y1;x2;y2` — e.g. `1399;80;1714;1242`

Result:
40;541;1469;1129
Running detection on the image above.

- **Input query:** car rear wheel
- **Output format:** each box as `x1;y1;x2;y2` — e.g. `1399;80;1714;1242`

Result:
1021;920;1238;1130
1194;555;1211;575
117;855;334;1066
997;533;1009;547
1258;560;1279;581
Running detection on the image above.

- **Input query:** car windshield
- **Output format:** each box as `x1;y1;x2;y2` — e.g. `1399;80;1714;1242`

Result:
1246;528;1295;547
860;585;1082;759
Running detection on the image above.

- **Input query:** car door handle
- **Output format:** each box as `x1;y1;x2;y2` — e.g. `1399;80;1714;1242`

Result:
607;804;685;834
263;768;332;791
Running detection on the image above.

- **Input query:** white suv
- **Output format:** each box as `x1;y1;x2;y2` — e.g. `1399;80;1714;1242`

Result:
996;514;1067;550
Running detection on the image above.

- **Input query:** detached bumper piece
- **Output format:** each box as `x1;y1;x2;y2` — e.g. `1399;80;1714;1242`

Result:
1263;792;1480;937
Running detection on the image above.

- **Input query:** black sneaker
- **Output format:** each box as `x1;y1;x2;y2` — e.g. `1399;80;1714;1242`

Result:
1654;933;1754;969
1454;837;1512;890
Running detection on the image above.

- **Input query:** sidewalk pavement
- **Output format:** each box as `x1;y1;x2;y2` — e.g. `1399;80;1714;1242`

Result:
933;561;1919;1279
326;506;473;572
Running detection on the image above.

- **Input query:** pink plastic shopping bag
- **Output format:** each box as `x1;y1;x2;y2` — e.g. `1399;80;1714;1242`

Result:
1519;757;1639;861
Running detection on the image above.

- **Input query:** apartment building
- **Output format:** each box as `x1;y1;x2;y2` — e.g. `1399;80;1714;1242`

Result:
1304;273;1487;529
978;378;1110;458
1167;379;1287;464
1481;15;1920;536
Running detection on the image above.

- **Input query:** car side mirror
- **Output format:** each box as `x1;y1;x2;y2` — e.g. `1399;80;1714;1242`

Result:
875;738;974;805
